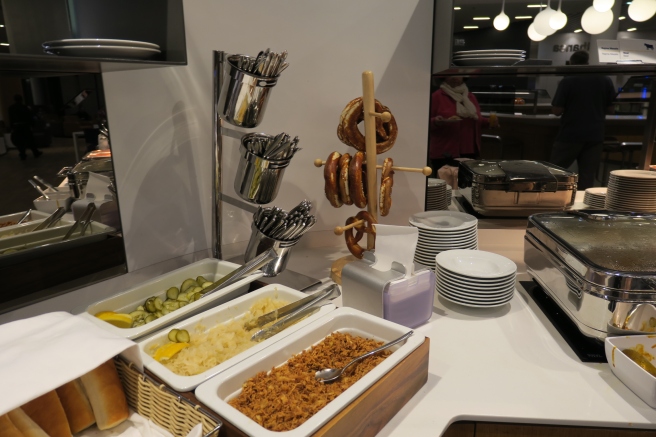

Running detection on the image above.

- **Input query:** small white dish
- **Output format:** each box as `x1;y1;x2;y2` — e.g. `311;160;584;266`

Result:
611;170;656;180
436;289;512;308
410;211;477;231
436;265;515;285
436;281;514;301
436;250;516;279
605;335;656;408
436;272;516;291
436;285;514;304
80;258;263;340
195;307;424;437
139;284;334;392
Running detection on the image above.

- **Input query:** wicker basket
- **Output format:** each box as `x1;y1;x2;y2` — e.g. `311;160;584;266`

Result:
114;357;222;437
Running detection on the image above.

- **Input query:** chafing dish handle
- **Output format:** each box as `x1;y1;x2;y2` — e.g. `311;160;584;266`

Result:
567;210;656;221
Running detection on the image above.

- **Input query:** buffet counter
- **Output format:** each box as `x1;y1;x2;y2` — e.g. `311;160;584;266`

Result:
1;193;656;436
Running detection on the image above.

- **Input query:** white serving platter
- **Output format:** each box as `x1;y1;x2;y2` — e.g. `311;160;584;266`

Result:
43;38;160;50
195;307;424;437
605;335;656;408
80;258;264;341
138;284;335;392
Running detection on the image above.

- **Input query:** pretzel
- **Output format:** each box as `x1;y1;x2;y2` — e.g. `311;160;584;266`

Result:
348;151;367;208
338;153;353;205
379;157;394;216
337;97;398;154
323;151;342;208
344;210;377;259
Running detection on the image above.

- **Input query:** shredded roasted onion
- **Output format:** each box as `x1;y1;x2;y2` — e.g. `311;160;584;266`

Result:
228;332;390;432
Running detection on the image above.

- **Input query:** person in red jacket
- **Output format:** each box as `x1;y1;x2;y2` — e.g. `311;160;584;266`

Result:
428;76;494;177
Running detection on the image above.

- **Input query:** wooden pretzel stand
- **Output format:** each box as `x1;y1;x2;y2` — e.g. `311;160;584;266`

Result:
315;71;431;284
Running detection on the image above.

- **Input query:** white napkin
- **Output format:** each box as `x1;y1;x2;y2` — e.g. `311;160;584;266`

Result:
369;224;418;279
78;412;202;437
0;312;141;416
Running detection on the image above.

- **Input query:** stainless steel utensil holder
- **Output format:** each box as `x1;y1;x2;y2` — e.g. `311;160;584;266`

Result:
244;223;300;277
235;144;290;204
218;55;278;128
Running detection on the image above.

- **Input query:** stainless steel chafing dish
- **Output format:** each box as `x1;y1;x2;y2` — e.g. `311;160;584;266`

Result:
58;157;114;199
458;160;577;216
524;211;656;340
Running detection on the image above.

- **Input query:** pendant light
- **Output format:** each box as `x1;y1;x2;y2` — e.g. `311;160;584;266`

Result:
581;6;614;34
533;0;558;36
494;0;510;30
550;0;568;30
528;23;547;41
628;0;656;22
593;0;615;12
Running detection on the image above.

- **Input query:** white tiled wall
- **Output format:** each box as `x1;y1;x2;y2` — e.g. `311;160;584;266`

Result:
103;0;434;271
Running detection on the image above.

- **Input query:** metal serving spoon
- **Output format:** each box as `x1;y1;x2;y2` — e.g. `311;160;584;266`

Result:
314;330;413;383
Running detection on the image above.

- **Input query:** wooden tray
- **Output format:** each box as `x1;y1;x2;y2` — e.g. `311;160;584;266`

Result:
156;337;430;437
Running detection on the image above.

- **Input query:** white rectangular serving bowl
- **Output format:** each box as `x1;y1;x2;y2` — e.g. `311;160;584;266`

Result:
0;210;50;226
605;335;656;408
138;284;335;392
195;306;424;437
33;190;72;213
80;258;264;341
0;221;114;252
0;218;73;240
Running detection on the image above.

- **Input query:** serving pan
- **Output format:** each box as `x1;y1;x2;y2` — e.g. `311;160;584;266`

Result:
0;218;73;241
80;258;264;340
138;284;335;392
195;307;425;437
0;210;50;227
524;211;656;340
459;160;577;216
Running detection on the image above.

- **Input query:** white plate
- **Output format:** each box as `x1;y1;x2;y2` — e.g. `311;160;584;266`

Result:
436;250;516;279
436;269;515;287
453;54;525;60
44;45;160;59
453;58;523;66
436;283;514;302
418;233;478;244
610;170;656;180
410;211;477;231
436;269;516;290
138;284;335;392
80;259;264;340
43;38;160;50
195;307;424;437
436;277;515;297
436;288;512;308
454;49;526;55
585;187;608;195
605;335;656;408
427;179;447;187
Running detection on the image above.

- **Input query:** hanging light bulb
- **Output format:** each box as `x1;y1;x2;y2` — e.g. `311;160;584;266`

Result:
550;0;568;29
528;23;547;41
628;0;656;22
494;0;510;30
581;6;613;34
593;0;615;12
534;0;558;36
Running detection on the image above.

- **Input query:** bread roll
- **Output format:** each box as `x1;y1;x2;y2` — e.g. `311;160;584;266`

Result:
56;379;96;433
20;391;71;437
80;359;129;430
6;409;47;437
0;414;25;437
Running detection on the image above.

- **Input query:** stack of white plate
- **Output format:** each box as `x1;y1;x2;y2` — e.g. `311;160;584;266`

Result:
426;179;449;211
409;211;478;270
435;250;517;308
606;170;656;212
42;38;161;59
583;187;607;209
452;49;526;67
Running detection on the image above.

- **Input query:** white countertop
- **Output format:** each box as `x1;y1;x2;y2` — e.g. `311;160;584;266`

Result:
3;193;655;435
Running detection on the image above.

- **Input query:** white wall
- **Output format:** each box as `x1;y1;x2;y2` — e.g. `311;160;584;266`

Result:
102;0;434;271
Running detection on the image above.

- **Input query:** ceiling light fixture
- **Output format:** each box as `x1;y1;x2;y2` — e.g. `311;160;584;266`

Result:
628;0;656;21
574;28;583;32
515;16;533;19
593;0;615;12
534;0;558;35
527;4;545;7
619;15;626;18
463;26;479;29
473;17;491;20
581;6;614;34
494;0;511;30
528;23;547;40
550;0;568;29
454;6;462;10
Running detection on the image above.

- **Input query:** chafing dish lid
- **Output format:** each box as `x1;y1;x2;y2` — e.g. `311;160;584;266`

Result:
528;211;656;282
460;160;577;191
71;157;113;174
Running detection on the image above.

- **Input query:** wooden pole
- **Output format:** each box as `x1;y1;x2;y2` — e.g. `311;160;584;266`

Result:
314;159;431;175
362;71;378;250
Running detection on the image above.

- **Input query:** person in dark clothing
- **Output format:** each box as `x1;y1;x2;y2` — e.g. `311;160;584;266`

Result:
550;51;616;189
8;95;42;160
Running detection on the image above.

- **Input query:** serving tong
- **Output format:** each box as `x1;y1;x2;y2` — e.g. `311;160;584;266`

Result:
249;284;341;342
235;48;289;78
32;207;66;232
243;132;301;161
253;199;316;241
62;203;96;241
